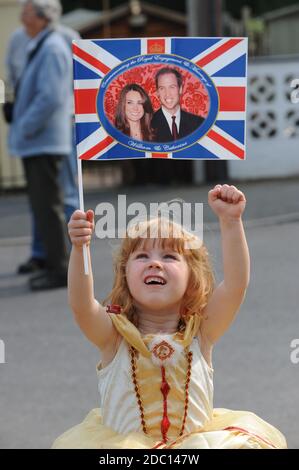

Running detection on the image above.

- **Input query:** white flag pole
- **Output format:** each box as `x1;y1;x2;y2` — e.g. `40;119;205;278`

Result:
77;158;89;275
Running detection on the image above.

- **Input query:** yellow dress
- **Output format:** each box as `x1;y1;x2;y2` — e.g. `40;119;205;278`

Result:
52;314;287;449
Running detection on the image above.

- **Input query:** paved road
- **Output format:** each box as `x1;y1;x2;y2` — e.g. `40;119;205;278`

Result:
0;181;298;448
1;177;299;239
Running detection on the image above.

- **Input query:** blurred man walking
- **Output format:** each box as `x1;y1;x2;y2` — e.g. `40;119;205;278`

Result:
8;0;73;290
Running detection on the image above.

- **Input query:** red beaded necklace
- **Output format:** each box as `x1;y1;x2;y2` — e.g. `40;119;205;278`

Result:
129;343;193;444
106;305;194;444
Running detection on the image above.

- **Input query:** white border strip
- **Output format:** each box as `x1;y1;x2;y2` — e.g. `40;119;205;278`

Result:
212;77;246;87
74;79;101;89
75;113;99;123
216;111;246;120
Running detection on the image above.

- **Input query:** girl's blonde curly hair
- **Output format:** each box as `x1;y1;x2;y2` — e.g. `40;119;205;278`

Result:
103;217;215;328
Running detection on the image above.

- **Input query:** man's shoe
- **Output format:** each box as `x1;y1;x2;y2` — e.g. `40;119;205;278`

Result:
29;271;67;291
18;257;46;274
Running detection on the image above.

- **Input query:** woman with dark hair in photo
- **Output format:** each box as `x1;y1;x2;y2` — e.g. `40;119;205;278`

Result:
115;84;155;141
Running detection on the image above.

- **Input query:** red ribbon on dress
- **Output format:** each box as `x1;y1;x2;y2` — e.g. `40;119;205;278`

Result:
106;304;122;314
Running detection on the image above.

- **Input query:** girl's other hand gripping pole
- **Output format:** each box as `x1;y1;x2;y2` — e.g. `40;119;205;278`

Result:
68;209;95;275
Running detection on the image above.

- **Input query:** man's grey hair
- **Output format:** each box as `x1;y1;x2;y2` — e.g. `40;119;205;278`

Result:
20;0;62;24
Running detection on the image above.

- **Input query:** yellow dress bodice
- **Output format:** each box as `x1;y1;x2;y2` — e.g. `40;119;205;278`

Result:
97;333;213;440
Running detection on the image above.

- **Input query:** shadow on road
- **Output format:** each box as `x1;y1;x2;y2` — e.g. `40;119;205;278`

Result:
0;272;33;298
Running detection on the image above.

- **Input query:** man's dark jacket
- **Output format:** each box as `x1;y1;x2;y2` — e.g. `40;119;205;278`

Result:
151;108;204;142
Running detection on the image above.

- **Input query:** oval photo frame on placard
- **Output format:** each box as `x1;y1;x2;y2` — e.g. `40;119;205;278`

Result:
97;54;219;153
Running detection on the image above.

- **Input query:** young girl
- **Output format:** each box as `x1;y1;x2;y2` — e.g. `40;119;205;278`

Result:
52;184;287;449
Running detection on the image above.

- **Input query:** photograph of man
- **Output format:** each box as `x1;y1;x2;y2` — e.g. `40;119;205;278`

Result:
151;67;205;142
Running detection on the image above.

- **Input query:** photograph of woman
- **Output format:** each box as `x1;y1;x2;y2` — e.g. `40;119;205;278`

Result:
114;84;155;141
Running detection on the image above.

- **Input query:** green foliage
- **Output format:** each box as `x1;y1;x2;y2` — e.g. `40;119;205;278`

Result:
225;0;299;18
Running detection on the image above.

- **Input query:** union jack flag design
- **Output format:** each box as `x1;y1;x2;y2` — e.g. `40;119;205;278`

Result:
73;37;247;160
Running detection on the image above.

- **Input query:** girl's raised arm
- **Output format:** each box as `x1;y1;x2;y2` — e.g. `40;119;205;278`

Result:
68;210;118;350
200;185;250;345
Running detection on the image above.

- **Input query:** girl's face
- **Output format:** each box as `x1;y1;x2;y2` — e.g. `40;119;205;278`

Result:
125;91;145;123
126;240;189;314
